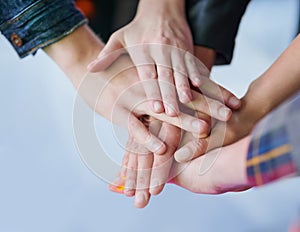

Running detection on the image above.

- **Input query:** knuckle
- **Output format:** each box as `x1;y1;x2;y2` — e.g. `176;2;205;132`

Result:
139;45;149;54
110;31;119;40
159;68;172;79
162;93;176;102
127;163;137;171
156;34;171;44
185;52;196;63
177;83;190;91
137;175;147;186
143;132;153;144
194;139;206;150
141;67;157;79
173;65;186;75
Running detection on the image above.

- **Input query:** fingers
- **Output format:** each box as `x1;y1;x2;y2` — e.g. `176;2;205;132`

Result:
110;140;153;209
198;76;241;110
134;153;153;208
174;138;209;163
151;111;209;137
121;139;153;208
184;51;241;110
185;51;204;87
132;45;196;116
174;122;227;163
126;112;166;155
123;149;138;197
174;111;210;163
171;49;192;104
149;123;181;195
187;90;232;122
136;65;165;113
130;48;165;114
109;151;129;194
88;32;125;72
157;65;179;116
110;122;180;207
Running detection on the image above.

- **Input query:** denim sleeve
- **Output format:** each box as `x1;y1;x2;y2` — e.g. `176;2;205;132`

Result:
0;0;87;58
186;0;250;65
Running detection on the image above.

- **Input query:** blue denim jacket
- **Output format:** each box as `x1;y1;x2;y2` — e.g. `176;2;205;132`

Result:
0;0;87;58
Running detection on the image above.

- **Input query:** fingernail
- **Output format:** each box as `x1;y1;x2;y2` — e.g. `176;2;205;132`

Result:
175;148;192;162
166;106;177;116
153;101;163;112
218;107;231;120
192;119;204;131
87;60;97;70
135;192;145;205
152;141;165;155
193;77;201;86
180;92;192;103
229;96;241;108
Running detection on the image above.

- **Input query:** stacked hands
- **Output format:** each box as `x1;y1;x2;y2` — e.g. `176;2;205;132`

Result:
83;30;250;208
76;0;257;208
47;0;299;209
3;0;300;218
84;48;252;208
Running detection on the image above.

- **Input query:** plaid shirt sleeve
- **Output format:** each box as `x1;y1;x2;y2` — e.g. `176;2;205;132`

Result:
247;91;300;186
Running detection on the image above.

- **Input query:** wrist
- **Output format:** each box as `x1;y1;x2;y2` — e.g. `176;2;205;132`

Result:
213;136;250;192
241;78;274;122
43;25;104;88
137;0;185;17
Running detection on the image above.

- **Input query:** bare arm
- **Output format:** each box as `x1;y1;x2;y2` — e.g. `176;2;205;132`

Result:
175;34;300;162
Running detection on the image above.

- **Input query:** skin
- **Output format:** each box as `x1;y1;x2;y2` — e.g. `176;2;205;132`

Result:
108;47;235;208
175;34;300;163
111;34;300;208
43;25;240;208
110;134;251;207
44;25;238;154
88;0;240;116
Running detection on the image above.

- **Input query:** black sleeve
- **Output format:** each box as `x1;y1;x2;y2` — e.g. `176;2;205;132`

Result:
186;0;251;65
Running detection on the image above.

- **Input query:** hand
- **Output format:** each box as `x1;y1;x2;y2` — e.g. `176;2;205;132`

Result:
109;120;181;208
174;97;259;162
174;35;300;162
45;25;240;154
87;0;209;116
171;135;251;194
84;52;243;154
110;130;251;207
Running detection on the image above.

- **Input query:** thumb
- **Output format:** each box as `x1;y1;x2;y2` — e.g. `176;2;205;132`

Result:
88;34;125;72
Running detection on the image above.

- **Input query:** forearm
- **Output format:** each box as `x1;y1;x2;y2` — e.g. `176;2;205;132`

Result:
43;25;104;88
240;34;300;126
